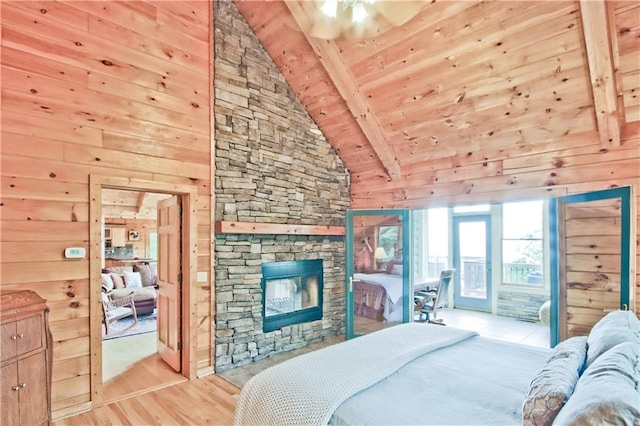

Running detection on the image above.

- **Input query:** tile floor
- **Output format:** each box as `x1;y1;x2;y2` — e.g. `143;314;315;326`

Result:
217;308;550;388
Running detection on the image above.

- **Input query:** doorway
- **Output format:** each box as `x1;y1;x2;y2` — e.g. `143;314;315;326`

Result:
89;175;199;408
453;215;492;312
100;189;182;402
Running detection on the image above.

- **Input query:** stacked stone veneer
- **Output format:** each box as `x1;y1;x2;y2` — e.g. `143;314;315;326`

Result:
214;2;350;371
497;291;549;323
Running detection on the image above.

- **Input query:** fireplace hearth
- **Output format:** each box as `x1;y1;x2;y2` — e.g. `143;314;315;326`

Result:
261;259;323;332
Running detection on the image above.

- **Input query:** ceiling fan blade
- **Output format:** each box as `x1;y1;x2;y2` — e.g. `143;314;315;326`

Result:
374;1;423;26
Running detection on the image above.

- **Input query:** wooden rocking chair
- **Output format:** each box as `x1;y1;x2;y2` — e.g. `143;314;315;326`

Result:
101;291;138;334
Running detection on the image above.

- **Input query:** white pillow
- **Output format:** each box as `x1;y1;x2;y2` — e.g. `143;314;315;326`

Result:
123;271;143;288
586;310;640;367
101;273;114;292
552;342;640;425
391;264;403;276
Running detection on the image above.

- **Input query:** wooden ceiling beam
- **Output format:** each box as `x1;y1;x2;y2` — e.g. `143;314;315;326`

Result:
284;0;401;180
579;0;622;148
137;191;149;214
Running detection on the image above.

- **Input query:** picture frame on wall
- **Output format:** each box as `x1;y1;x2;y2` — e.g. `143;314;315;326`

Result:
128;230;140;241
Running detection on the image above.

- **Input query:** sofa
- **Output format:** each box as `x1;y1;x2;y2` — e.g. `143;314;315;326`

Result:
522;309;640;425
101;265;158;315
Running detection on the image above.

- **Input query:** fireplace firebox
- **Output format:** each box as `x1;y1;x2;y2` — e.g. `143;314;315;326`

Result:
261;259;323;332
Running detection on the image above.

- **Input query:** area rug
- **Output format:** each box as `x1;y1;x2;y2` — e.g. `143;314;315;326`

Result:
102;309;157;341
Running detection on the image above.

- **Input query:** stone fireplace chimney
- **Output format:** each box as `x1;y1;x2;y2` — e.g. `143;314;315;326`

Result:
213;2;350;372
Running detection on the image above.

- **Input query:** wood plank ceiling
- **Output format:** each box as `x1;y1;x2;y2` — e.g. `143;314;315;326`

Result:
102;188;172;220
234;1;640;207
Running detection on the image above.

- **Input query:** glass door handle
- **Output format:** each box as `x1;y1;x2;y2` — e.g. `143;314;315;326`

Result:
348;277;361;292
604;304;629;312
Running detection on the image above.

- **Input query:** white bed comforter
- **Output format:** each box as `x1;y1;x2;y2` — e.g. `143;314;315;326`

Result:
330;333;550;425
354;272;402;303
234;324;477;426
354;272;404;321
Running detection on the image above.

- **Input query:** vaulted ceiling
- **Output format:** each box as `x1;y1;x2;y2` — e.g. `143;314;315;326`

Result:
234;1;639;207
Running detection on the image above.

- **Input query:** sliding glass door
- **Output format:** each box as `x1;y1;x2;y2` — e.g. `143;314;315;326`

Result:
453;215;492;312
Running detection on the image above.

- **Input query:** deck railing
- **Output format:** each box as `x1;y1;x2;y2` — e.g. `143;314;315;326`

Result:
503;262;542;284
424;258;542;285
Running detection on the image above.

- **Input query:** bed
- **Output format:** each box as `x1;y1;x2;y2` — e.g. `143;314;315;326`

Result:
353;271;403;322
235;311;640;426
353;263;437;323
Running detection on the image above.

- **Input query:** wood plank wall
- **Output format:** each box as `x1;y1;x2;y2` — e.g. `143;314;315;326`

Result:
351;126;640;313
0;1;213;418
563;199;625;338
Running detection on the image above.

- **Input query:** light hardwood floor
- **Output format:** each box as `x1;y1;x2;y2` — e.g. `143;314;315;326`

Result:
102;332;186;404
53;373;240;426
54;332;240;425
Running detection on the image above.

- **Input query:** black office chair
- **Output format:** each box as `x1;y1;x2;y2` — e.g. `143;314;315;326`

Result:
414;269;455;325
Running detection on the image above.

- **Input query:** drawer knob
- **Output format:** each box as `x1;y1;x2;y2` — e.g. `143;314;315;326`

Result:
12;386;19;391
17;334;24;338
11;335;18;340
20;383;26;388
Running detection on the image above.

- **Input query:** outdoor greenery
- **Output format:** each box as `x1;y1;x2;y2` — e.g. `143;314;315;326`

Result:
378;225;399;259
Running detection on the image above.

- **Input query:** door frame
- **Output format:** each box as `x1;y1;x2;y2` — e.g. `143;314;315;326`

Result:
549;186;636;346
452;214;492;312
89;175;199;408
345;209;411;339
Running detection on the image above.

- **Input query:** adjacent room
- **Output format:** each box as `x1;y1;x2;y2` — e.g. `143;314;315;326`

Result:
1;0;638;425
99;189;185;403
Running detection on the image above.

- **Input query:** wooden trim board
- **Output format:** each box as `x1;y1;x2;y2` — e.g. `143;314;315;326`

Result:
215;221;345;236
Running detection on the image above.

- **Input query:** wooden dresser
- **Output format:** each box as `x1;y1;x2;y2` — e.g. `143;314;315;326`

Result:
1;290;52;425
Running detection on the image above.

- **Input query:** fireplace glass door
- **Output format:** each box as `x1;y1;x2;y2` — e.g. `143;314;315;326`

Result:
261;259;323;332
264;276;319;318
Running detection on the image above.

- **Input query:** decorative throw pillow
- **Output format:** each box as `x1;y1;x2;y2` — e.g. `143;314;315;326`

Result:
586;310;640;367
133;264;157;287
101;273;114;292
110;273;125;289
552;341;640;425
522;337;588;426
123;271;143;288
546;336;588;364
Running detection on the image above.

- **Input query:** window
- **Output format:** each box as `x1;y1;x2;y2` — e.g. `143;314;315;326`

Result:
148;232;158;260
502;201;543;285
378;225;399;259
427;208;448;278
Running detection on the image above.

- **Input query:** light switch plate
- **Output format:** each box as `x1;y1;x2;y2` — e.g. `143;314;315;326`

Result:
197;271;208;282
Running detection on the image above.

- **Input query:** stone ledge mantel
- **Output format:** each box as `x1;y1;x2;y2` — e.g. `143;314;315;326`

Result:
214;221;345;236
